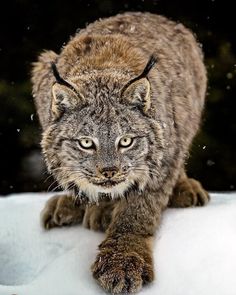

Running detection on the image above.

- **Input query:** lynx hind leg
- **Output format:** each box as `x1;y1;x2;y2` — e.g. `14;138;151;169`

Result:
41;195;85;230
168;176;210;208
83;201;115;232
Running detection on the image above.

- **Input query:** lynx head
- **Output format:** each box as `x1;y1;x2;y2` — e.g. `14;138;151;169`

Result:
42;56;162;203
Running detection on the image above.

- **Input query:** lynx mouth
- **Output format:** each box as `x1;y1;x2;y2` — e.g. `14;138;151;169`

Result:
72;176;132;201
94;179;125;187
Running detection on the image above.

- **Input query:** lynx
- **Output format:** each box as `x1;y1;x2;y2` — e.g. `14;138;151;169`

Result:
32;12;209;294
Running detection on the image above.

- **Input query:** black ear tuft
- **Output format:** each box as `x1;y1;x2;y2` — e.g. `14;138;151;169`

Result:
51;62;78;94
121;55;157;94
138;55;157;79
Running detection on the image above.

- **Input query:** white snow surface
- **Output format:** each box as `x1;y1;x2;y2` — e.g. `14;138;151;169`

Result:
0;192;236;295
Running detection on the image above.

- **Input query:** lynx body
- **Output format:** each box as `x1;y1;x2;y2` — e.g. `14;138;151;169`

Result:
32;12;209;294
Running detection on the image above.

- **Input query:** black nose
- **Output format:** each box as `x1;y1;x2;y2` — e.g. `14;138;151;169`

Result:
100;167;118;179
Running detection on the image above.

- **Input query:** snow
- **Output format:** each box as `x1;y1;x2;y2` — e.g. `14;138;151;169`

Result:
0;192;236;295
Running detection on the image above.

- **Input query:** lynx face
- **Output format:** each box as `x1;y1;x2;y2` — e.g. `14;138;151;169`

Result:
42;63;165;202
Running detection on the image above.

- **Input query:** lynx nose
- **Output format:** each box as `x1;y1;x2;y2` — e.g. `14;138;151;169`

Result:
100;167;118;179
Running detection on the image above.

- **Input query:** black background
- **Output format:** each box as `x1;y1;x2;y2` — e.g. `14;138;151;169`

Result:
0;0;235;195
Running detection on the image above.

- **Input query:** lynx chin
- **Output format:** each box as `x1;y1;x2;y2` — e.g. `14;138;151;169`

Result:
32;12;210;294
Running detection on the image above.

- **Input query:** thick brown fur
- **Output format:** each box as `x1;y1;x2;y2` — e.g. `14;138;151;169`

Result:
32;12;209;293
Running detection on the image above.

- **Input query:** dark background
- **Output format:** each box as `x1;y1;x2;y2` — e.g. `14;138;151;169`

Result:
0;0;235;195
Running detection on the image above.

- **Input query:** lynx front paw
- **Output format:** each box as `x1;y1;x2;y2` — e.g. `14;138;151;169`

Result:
169;178;210;208
41;195;85;229
91;237;154;294
82;202;114;232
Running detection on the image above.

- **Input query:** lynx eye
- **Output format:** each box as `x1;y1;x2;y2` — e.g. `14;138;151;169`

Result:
119;136;133;148
78;138;95;149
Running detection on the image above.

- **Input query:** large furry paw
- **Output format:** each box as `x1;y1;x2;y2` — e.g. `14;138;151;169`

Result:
91;236;154;294
41;195;85;229
169;178;210;208
82;202;114;232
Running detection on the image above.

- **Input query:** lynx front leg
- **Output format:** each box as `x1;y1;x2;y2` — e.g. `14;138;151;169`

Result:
83;201;115;231
41;194;115;231
91;192;164;294
168;171;210;208
41;195;85;229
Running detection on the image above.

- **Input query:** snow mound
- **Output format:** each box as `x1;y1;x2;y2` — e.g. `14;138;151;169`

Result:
0;193;235;295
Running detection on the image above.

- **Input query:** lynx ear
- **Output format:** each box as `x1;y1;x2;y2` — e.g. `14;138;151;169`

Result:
121;55;157;113
50;62;85;120
121;78;151;112
51;83;82;119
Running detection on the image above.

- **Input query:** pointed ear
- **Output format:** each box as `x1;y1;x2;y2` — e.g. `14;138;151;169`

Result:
121;78;151;112
51;83;84;119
